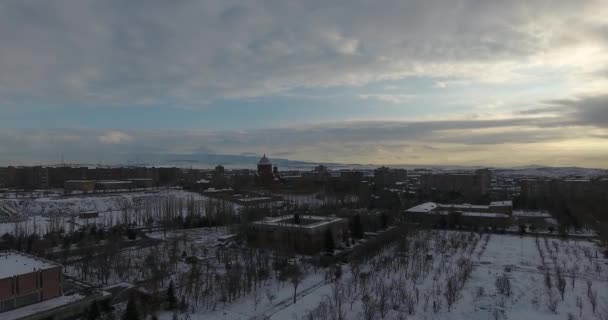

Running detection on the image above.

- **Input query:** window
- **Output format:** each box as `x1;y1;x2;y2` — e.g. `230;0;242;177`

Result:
15;292;39;308
0;299;15;312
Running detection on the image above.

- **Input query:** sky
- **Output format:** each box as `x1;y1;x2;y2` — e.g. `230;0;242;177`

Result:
1;0;607;168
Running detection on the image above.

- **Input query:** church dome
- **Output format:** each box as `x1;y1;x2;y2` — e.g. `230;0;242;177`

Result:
258;154;271;165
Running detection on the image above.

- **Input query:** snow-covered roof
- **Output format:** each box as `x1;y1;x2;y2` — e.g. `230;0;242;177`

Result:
254;215;342;229
490;201;513;207
238;197;272;202
460;212;509;218
0;251;60;279
258;154;272;165
440;204;489;210
513;210;552;218
406;202;438;213
96;180;133;185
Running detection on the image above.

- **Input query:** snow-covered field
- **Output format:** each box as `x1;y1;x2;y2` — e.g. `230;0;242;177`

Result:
152;231;607;320
0;189;219;235
0;188;206;217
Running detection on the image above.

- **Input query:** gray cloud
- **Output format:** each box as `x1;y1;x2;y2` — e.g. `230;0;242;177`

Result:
523;94;608;128
551;95;608;128
0;0;606;106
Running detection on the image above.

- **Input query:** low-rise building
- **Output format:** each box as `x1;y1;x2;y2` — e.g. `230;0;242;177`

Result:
420;169;491;200
95;180;134;192
0;251;63;313
405;201;512;228
127;178;155;188
64;180;96;194
248;215;346;254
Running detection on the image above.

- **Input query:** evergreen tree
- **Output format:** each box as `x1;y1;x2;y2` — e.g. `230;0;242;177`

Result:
324;229;335;254
352;214;364;239
122;296;139;320
86;301;100;320
167;280;177;310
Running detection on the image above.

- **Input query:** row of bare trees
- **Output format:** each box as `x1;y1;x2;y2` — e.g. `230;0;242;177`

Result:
304;229;482;319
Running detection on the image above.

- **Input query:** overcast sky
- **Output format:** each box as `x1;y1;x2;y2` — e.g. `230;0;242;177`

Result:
1;0;607;167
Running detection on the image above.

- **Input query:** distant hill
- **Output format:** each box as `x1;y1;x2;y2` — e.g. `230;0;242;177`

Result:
126;153;338;169
56;153;607;177
493;166;608;178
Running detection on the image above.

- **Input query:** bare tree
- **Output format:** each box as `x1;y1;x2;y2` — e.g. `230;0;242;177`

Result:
361;294;377;320
547;294;559;313
330;281;346;320
289;263;304;304
544;271;552;291
253;287;262;311
376;281;392;319
568;265;579;288
557;275;566;301
403;291;416;315
495;274;511;297
266;290;276;306
589;289;597;314
445;276;458;311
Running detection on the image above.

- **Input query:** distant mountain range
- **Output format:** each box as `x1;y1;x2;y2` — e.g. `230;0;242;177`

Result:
124;153;340;169
55;152;607;178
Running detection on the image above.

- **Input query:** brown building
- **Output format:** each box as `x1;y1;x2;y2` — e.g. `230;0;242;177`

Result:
5;166;48;189
0;167;7;188
373;167;407;188
339;170;364;184
95;180;134;192
47;167;89;188
256;154;274;185
0;251;63;313
64;180;96;194
248;215;346;254
420;169;491;200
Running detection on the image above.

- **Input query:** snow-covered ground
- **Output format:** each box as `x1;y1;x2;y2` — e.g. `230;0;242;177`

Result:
0;189;218;235
0;188;207;218
153;231;607;320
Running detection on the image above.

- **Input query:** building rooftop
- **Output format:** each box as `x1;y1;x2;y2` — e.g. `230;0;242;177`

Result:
254;215;342;229
96;180;133;184
0;251;60;279
490;200;513;206
405;202;438;213
440;204;489;210
258;154;272;165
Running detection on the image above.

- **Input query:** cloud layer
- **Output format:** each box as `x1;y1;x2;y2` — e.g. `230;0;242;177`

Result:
1;1;607;167
2;97;607;167
1;0;607;106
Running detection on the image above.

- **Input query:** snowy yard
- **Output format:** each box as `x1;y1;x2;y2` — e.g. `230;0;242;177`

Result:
154;231;607;320
0;189;239;235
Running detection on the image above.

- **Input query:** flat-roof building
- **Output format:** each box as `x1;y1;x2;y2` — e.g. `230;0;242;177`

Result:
0;251;63;313
405;201;512;228
248;215;346;254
